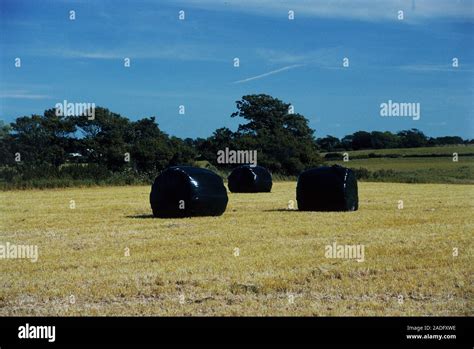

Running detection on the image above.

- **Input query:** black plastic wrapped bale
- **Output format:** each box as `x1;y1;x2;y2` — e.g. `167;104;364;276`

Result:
296;165;358;211
150;166;228;218
227;165;273;193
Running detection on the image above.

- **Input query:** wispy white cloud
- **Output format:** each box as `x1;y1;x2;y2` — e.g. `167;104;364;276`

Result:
233;64;304;83
43;45;225;62
399;64;474;72
170;0;474;22
258;48;474;73
256;49;309;64
60;50;120;59
257;47;341;66
427;121;448;126
0;91;53;100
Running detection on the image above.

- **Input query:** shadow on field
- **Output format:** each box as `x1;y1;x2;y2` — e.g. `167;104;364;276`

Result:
126;214;190;220
263;209;299;212
126;214;155;219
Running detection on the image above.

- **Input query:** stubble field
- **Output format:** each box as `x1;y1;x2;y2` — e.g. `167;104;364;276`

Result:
0;182;472;316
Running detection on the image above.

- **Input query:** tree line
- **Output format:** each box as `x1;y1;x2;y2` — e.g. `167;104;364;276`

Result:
0;94;470;188
316;130;471;152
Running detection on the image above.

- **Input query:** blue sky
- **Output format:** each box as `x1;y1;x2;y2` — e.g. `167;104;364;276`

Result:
0;0;473;139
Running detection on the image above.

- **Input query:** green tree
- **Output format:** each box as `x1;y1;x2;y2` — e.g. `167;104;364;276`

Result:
167;136;197;167
431;136;464;145
370;131;400;149
397;129;427;148
74;107;132;171
196;127;236;167
7;109;75;167
351;131;372;150
129;117;173;173
0;121;13;166
341;135;353;150
0;120;10;139
316;135;341;152
231;94;321;175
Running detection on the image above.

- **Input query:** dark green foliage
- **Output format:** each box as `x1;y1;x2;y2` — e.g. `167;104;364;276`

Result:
316;135;341;152
74;107;132;171
195;95;322;175
0;107;195;189
317;128;466;152
5;109;75;167
229;94;322;175
0;94;469;189
397;129;428;148
324;152;344;160
351;131;372;150
370;131;400;149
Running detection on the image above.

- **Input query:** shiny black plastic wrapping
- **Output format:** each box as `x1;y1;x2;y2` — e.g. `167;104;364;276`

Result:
150;166;228;218
296;165;358;211
227;165;273;193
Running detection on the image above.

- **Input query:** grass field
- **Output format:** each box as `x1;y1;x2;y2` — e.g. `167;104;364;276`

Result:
321;144;474;157
328;157;474;171
0;182;472;316
321;145;474;184
326;156;474;184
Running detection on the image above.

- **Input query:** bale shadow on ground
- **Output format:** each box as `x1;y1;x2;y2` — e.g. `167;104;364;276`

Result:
263;209;300;212
126;214;155;219
125;214;194;220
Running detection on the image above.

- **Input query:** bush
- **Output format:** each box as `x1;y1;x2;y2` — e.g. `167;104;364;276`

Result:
350;167;371;180
324;152;343;160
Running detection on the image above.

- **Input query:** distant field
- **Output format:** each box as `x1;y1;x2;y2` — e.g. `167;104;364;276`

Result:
322;145;474;157
328;156;473;171
323;146;473;184
1;182;472;316
327;157;473;184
